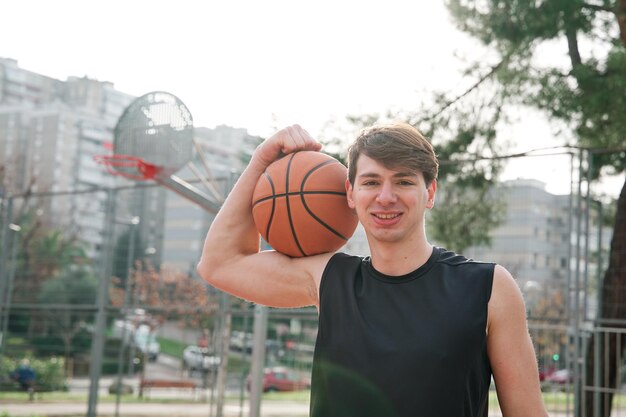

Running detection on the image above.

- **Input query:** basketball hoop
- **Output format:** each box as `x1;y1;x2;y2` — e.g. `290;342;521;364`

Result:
94;91;223;213
94;154;160;181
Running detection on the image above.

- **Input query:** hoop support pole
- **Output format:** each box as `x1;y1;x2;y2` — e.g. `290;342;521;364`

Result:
155;174;222;213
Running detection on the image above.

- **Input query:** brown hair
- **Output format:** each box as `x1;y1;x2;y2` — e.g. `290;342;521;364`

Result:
347;122;438;187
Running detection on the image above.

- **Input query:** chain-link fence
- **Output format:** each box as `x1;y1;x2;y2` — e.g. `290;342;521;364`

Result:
0;149;623;417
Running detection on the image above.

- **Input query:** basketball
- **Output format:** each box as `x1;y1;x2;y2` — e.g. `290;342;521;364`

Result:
252;151;359;257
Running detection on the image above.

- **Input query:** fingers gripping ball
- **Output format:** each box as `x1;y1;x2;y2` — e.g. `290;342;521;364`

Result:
252;151;359;257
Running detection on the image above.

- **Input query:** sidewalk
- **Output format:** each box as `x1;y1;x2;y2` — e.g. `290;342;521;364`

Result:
0;400;522;417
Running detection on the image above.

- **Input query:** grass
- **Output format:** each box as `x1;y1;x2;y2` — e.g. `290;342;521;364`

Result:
156;337;250;374
156;337;186;358
262;390;310;401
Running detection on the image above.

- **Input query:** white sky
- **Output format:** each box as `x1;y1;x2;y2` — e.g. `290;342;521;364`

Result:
1;0;622;197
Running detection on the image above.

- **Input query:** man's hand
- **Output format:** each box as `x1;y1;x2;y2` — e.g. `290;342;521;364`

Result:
253;124;322;168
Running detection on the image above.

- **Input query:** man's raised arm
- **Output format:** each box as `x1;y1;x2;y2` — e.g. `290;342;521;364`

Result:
197;125;329;308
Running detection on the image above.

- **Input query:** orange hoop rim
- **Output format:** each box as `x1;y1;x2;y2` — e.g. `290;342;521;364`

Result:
93;154;160;181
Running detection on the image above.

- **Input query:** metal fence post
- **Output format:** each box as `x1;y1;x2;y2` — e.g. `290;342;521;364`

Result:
573;148;586;417
0;219;21;356
248;304;268;417
0;196;12;352
114;215;140;417
87;188;117;417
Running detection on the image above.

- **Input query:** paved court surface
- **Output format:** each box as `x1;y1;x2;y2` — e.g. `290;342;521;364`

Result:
1;400;309;417
0;400;569;417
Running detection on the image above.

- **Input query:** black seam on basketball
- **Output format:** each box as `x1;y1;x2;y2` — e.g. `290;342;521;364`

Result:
300;199;350;241
285;154;306;257
264;172;276;243
300;160;349;241
252;190;346;206
301;159;337;184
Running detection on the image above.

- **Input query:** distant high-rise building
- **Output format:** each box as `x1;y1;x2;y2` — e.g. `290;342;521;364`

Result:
0;58;275;273
0;57;143;259
465;179;571;284
463;178;611;317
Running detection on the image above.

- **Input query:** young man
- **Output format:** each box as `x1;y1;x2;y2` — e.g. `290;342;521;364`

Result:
198;123;548;417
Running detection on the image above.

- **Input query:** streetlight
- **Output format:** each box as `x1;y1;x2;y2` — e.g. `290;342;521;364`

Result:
523;280;543;320
123;231;154;379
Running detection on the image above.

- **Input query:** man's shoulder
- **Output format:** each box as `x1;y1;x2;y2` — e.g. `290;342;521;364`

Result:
330;251;367;260
433;247;496;286
434;247;494;267
324;251;367;269
320;251;368;276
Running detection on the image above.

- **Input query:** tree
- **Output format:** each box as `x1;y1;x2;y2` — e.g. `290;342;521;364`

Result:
531;290;568;374
111;227;144;291
12;211;89;305
320;87;508;253
444;0;625;414
3;206;91;339
109;263;219;329
37;267;97;374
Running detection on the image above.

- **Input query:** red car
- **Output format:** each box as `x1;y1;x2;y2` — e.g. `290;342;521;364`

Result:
247;367;311;392
545;369;573;385
539;366;556;382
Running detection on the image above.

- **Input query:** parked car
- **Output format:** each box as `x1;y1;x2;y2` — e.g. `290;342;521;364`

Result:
545;369;573;384
112;318;160;362
183;345;220;372
539;366;557;382
230;331;253;353
230;331;283;358
247;367;311;392
133;325;160;362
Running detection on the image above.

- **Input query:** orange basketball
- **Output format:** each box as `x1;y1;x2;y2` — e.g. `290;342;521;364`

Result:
252;151;359;257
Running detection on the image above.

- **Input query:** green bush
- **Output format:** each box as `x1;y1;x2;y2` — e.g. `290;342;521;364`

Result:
100;339;143;376
101;353;143;375
0;356;16;379
31;335;65;356
31;329;91;357
34;357;67;391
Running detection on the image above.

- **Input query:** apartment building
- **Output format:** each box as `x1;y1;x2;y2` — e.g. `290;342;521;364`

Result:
0;58;272;273
464;178;611;317
0;58;139;258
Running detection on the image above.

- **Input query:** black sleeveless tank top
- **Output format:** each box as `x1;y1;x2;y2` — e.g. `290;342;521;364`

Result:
310;247;494;417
